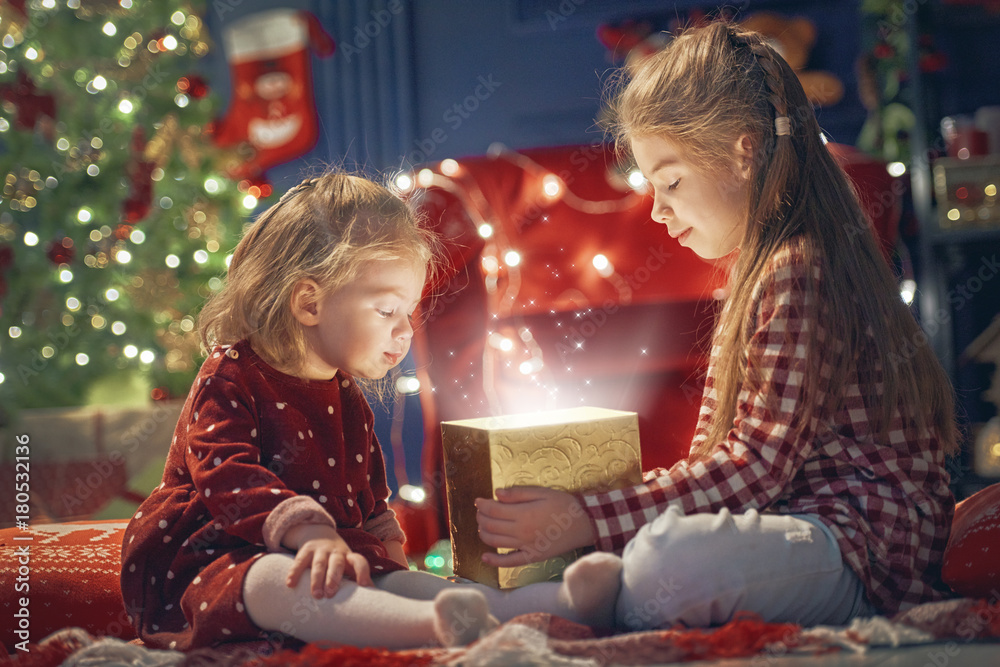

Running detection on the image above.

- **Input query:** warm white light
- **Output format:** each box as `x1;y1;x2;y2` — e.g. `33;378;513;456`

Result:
627;169;646;189
170;11;186;25
165;254;180;268
103;22;117;36
24;232;39;246
66;297;81;311
395;172;413;192
499;337;514;352
92;75;107;90
130;229;145;244
478;223;494;238
193;250;209;264
440;159;460;176
124;345;138;358
482;256;500;273
592;254;610;272
204;178;220;194
519;358;543;375
87;164;100;176
395;375;421;394
112;321;126;335
105;288;120;301
398;484;426;503
57;138;70;151
887;162;906;177
24;47;39;61
504;250;521;267
417;168;434;188
139;349;155;364
900;279;916;305
0;373;5;384
9;327;22;339
242;194;258;209
161;35;178;50
542;174;561;198
77;208;92;223
174;94;189;108
947;208;961;221
76;353;90;366
59;269;73;283
116;249;132;264
118;99;134;113
225;254;233;268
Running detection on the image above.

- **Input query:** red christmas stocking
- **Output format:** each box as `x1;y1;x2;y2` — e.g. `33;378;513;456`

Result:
212;9;335;180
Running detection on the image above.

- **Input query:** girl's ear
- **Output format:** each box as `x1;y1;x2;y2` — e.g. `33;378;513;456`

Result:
734;134;754;180
290;279;322;326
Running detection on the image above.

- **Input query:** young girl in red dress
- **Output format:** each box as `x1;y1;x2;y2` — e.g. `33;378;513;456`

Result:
476;21;960;630
120;173;623;650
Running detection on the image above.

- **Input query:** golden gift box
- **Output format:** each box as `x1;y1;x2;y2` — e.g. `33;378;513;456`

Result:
441;406;642;589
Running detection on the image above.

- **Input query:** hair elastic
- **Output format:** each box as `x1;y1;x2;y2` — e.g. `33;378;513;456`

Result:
775;116;791;136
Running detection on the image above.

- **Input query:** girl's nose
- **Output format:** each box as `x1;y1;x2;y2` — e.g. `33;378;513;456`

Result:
651;195;673;224
396;317;414;341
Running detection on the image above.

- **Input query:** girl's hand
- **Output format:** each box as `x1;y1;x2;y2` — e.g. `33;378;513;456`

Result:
283;524;373;598
384;539;408;568
475;486;596;567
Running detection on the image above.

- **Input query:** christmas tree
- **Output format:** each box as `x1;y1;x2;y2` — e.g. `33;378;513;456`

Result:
0;0;264;414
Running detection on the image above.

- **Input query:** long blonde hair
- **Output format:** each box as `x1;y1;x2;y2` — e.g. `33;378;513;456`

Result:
606;21;959;457
199;172;435;376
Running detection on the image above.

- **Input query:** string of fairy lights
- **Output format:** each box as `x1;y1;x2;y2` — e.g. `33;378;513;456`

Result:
390;143;650;415
0;0;262;403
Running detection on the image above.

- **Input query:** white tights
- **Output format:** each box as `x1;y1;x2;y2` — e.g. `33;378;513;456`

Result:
242;551;622;649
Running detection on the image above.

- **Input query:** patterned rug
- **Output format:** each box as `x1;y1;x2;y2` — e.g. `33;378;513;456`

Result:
3;597;999;666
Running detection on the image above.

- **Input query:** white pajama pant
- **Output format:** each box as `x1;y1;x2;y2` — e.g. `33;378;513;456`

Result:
616;506;875;630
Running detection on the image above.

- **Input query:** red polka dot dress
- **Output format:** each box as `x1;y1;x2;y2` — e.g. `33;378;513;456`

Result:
120;340;407;650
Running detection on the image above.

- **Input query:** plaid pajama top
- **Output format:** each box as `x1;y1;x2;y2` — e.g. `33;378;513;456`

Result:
581;237;955;615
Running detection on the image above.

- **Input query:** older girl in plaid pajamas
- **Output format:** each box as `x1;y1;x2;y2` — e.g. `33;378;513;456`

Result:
476;21;960;630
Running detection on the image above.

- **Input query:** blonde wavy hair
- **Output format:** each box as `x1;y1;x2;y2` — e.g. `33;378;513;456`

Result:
604;21;959;458
199;171;435;377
